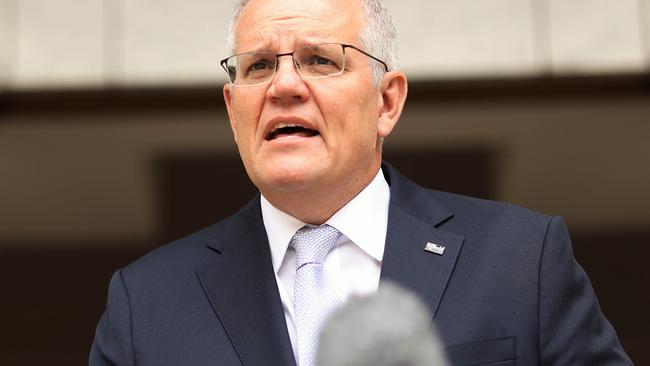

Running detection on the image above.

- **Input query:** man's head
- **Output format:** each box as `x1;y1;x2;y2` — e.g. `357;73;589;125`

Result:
227;0;398;85
223;0;407;224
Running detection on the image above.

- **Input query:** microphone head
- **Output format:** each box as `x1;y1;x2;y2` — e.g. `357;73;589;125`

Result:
316;281;448;366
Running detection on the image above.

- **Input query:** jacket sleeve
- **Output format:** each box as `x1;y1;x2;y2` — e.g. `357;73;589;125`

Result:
90;269;136;366
538;216;633;365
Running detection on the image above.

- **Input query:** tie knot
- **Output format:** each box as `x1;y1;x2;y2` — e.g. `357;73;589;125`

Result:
291;224;342;267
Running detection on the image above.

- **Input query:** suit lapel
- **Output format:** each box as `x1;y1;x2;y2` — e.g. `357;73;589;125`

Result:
380;163;465;320
194;164;462;364
196;198;296;366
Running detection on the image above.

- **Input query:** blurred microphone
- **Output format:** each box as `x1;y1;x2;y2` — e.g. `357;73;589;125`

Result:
316;281;449;366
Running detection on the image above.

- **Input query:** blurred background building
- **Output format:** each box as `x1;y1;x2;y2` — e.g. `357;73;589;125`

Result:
1;0;649;364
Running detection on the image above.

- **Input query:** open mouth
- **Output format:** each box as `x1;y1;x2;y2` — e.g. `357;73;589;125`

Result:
266;123;319;141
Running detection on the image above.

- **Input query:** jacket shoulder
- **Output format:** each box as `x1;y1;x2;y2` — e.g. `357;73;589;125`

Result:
433;189;550;223
121;196;261;279
383;162;552;231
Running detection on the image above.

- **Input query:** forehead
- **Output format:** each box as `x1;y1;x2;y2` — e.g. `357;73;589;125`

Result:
235;0;364;51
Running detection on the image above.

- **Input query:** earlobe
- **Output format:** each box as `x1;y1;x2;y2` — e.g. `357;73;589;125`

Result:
223;84;238;143
377;71;408;138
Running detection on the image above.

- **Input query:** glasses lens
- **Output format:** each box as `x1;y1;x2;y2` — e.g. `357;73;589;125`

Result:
227;51;277;85
295;43;344;78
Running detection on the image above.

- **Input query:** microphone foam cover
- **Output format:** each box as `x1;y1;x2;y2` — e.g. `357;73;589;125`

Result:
316;281;448;366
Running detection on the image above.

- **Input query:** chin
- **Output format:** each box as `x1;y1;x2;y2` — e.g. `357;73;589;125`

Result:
255;163;325;194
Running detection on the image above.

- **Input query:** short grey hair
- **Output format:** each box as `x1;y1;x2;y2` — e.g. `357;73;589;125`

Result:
226;0;398;85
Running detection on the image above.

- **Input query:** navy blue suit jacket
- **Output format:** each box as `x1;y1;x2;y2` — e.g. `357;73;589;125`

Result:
91;163;632;365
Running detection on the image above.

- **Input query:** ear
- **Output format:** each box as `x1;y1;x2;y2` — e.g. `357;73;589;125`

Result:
377;70;408;138
223;83;238;143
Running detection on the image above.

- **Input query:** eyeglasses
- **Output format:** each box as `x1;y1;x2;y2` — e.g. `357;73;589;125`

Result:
220;42;389;86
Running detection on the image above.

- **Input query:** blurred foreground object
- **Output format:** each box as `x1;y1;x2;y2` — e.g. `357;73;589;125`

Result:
317;281;448;366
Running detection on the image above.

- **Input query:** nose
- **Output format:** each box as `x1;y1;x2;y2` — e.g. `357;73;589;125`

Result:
267;55;310;103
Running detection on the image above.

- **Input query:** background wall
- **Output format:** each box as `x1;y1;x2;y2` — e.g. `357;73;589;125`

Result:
1;0;649;89
1;1;649;365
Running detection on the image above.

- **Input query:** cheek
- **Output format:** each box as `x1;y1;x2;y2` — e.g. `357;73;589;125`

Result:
345;91;380;136
316;79;380;149
232;93;265;139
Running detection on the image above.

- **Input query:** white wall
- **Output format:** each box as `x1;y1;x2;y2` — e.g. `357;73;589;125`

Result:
120;0;230;85
10;0;105;88
1;0;650;90
386;0;541;77
0;0;15;89
547;0;647;74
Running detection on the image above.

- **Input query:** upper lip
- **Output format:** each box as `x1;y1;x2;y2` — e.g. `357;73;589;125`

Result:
263;116;320;140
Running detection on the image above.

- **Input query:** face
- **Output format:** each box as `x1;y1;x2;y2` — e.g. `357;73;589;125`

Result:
224;0;399;203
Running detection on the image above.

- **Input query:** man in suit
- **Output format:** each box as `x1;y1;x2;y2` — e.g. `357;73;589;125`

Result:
91;0;632;364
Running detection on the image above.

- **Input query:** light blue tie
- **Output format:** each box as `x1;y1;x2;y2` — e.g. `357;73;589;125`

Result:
291;224;342;366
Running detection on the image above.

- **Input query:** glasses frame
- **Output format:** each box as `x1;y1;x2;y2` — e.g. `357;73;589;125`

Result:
220;43;389;86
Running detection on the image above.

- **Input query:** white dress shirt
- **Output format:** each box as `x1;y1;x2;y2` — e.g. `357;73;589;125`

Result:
260;168;391;356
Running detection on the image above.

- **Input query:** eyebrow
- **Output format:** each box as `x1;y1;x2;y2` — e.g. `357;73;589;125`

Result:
295;37;335;48
244;39;276;53
241;31;337;53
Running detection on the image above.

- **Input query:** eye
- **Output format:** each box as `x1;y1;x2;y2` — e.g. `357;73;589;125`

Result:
247;59;273;72
314;56;334;65
307;55;336;66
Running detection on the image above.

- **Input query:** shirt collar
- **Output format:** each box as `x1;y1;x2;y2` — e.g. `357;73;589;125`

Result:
261;168;390;274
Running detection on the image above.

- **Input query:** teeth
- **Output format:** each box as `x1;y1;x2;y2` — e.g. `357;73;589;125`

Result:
275;122;304;131
267;122;315;140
